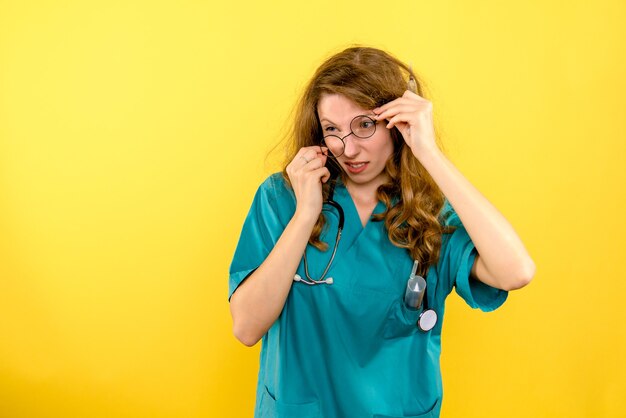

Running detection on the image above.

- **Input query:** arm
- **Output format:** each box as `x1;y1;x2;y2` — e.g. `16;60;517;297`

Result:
230;211;317;347
374;91;535;291
418;147;535;291
229;146;330;346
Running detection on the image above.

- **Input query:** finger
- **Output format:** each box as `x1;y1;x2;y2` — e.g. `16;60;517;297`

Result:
306;146;329;168
316;146;329;157
386;112;414;129
294;156;323;175
289;148;307;169
314;146;328;165
372;100;395;115
306;145;325;152
377;99;432;121
313;167;331;183
323;156;341;173
295;146;320;160
375;104;418;121
305;157;324;170
296;149;317;167
294;147;310;158
305;145;325;160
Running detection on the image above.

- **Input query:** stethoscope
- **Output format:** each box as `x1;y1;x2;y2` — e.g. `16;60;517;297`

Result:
416;297;437;332
293;178;343;286
404;261;438;332
292;177;437;332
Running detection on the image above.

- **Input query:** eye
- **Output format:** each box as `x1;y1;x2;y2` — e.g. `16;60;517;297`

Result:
324;126;337;132
360;120;375;129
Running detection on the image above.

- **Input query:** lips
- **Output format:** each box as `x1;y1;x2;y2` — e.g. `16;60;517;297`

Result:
344;161;369;174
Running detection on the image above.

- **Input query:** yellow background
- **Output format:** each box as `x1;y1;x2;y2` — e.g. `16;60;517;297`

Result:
1;0;624;417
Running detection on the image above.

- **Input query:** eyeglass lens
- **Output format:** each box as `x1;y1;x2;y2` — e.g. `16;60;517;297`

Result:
321;115;376;158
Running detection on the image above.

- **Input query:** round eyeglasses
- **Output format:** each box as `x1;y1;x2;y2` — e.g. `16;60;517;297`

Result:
321;115;378;158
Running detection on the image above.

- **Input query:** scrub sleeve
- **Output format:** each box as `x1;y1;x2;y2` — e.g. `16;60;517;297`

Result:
228;175;293;302
438;201;509;312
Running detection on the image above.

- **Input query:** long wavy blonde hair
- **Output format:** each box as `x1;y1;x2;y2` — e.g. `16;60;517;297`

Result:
280;46;456;276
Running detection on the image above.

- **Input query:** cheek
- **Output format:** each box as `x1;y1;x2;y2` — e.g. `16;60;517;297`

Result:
374;132;394;159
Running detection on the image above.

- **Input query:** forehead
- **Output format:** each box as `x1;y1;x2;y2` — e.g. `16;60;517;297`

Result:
317;93;369;122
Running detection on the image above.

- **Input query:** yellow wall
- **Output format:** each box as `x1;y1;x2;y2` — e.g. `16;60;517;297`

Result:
1;1;624;417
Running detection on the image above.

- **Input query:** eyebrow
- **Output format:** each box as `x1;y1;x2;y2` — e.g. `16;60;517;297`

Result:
319;114;376;124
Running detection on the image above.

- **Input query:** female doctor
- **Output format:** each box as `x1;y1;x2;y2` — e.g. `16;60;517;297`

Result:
228;46;535;418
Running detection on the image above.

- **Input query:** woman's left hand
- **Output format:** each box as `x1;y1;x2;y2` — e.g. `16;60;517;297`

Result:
373;90;438;158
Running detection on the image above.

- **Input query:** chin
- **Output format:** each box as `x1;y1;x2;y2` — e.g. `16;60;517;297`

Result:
345;171;380;186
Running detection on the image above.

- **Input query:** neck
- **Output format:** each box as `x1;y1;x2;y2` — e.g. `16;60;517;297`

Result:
345;172;389;204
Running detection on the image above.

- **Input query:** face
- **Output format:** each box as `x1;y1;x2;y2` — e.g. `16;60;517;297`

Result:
317;93;394;190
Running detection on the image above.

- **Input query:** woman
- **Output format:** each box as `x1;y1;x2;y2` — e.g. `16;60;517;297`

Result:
228;46;535;418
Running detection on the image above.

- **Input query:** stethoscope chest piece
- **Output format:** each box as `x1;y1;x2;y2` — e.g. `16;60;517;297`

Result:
417;309;437;332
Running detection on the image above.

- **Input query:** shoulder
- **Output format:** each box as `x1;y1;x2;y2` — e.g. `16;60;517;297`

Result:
438;199;460;229
253;173;296;217
259;172;294;200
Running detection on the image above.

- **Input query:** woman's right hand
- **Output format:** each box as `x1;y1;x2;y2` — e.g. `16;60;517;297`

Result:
286;146;330;224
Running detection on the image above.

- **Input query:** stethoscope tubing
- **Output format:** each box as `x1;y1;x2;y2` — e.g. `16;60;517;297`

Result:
294;175;437;332
298;178;344;285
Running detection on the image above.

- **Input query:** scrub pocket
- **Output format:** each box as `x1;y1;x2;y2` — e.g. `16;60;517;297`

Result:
372;398;439;418
383;296;422;340
259;385;321;418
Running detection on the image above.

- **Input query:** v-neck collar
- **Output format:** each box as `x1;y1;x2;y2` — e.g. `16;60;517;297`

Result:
334;176;386;232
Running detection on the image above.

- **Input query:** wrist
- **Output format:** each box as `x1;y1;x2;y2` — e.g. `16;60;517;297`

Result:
292;208;319;228
412;144;442;163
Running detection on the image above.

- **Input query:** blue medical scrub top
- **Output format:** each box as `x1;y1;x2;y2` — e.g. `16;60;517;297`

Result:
229;173;508;418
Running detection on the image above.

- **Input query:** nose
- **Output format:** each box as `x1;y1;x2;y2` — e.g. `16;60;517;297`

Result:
342;134;360;158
